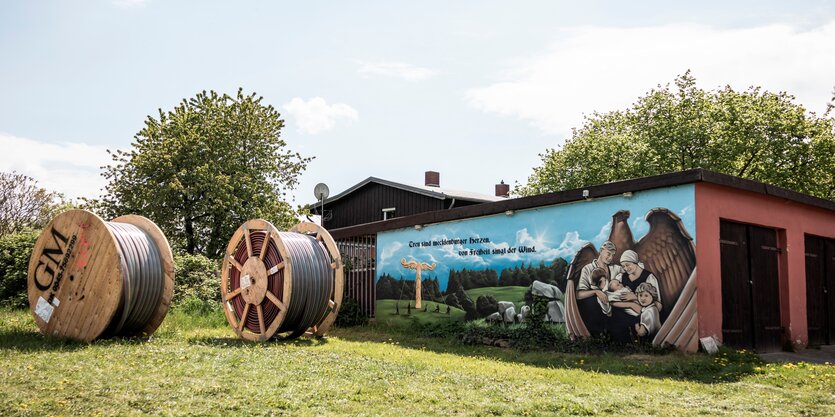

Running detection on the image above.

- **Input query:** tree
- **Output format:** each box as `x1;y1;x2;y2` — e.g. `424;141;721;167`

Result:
455;286;478;320
519;72;835;201
475;294;498;318
96;89;311;256
445;293;461;309
0;172;65;237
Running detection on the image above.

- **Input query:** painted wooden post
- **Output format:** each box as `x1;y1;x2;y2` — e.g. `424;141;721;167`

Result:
400;259;436;309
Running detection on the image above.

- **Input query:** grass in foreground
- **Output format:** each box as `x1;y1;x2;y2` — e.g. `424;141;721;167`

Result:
1;308;833;416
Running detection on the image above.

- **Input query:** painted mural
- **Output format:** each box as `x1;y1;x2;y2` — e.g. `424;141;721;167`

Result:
375;185;698;348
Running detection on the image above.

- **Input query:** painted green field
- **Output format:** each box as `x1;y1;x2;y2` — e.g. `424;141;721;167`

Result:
466;285;530;309
1;308;833;416
374;299;466;327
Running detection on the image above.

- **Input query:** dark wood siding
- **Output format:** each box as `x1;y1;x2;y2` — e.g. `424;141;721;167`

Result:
805;235;835;346
720;220;782;352
322;183;446;230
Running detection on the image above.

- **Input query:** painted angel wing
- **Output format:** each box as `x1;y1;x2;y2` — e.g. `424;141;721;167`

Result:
608;210;636;262
564;243;598;339
566;243;599;285
633;208;696;318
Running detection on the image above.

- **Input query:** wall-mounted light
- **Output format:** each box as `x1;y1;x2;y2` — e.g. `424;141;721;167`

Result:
582;189;590;199
414;224;423;231
504;210;515;216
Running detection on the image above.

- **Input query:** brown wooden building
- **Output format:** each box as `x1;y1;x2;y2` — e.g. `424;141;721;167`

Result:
311;171;507;230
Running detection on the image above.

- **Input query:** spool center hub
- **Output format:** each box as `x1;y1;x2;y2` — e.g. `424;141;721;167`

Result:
240;257;269;305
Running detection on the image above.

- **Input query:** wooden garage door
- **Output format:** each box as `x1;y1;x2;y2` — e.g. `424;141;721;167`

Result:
720;221;782;352
805;235;835;346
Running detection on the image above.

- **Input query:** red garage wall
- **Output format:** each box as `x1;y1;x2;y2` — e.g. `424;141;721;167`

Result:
696;183;835;350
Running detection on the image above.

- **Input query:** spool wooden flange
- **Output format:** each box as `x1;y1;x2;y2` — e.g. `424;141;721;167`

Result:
221;219;292;342
289;222;344;337
26;210;175;342
220;220;343;341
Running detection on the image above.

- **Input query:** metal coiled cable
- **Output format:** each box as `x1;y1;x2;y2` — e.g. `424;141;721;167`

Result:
103;222;165;337
228;230;333;338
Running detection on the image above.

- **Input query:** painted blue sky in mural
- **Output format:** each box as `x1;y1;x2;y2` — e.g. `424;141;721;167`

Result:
376;185;695;291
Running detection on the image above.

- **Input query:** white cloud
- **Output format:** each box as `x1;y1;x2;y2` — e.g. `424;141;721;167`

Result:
282;97;358;135
0;133;111;200
112;0;147;8
379;241;404;270
358;61;439;81
591;221;612;248
466;22;835;139
631;216;650;241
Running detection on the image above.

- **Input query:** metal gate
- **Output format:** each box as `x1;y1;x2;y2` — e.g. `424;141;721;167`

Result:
337;235;377;318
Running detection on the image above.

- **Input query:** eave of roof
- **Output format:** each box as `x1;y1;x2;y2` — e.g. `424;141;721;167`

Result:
327;168;835;239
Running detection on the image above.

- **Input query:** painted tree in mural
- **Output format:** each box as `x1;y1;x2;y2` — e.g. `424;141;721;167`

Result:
520;71;835;201
95;89;311;256
400;258;436;309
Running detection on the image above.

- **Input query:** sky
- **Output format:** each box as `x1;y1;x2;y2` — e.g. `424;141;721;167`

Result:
2;1;834;205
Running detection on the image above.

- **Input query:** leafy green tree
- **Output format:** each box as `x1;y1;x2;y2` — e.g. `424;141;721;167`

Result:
0;172;66;238
96;89;311;256
520;72;835;200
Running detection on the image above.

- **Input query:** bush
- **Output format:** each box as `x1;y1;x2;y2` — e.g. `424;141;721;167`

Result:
0;229;40;308
173;253;221;308
334;297;369;327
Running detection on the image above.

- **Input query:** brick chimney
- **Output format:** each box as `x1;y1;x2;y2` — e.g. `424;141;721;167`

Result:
495;180;510;198
425;171;440;187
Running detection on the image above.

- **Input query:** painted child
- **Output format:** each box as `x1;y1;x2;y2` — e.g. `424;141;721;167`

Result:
589;267;612;315
634;282;660;337
606;278;634;303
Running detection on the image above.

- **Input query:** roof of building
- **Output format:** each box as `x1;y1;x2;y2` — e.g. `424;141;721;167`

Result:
327;168;835;239
317;176;505;206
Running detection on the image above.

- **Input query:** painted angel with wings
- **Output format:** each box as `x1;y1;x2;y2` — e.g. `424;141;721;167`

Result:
564;208;699;350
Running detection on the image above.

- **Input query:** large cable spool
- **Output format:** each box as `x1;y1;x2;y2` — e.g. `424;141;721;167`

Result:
220;220;343;341
27;209;175;342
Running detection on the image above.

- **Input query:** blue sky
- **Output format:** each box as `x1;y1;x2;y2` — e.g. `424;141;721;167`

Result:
2;1;834;202
377;184;695;291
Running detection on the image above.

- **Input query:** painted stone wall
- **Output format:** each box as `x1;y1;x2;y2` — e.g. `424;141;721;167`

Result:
376;185;697;350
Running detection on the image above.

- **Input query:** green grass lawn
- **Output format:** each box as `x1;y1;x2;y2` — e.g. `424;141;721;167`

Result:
1;307;833;416
467;285;529;309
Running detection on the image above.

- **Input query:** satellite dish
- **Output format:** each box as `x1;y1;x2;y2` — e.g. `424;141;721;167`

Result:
314;183;330;201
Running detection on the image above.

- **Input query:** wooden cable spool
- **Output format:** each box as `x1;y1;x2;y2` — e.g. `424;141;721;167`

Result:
220;220;343;341
27;209;175;342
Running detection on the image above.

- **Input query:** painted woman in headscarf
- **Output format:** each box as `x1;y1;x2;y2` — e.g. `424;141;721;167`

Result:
606;250;663;342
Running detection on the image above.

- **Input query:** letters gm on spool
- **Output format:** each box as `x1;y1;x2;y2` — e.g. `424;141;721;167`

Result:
27;209;175;342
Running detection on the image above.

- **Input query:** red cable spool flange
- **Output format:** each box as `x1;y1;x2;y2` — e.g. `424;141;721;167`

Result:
220;220;344;341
